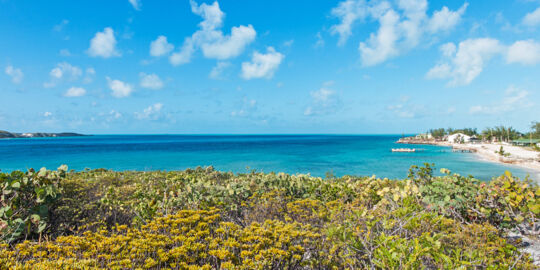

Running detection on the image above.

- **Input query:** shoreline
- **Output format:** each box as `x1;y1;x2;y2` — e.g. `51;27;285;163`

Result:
397;139;540;182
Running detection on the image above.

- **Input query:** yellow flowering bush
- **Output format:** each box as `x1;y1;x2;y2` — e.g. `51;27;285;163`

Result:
0;164;537;269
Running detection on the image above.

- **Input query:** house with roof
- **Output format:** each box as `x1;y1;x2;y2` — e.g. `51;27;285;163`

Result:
512;138;540;147
446;133;471;144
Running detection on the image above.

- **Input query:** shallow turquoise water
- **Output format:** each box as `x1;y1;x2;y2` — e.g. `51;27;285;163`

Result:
0;135;536;180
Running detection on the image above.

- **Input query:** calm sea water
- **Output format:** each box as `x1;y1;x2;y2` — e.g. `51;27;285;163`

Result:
0;135;536;180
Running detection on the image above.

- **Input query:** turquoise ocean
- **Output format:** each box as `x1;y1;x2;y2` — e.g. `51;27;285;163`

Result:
0;135;536;181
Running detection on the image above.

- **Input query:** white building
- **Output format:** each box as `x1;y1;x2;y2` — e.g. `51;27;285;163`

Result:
446;133;471;144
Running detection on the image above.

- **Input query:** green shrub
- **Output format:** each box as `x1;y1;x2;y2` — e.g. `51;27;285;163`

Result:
0;165;537;269
0;165;66;243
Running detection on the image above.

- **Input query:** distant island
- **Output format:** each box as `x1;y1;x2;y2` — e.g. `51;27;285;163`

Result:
0;130;86;139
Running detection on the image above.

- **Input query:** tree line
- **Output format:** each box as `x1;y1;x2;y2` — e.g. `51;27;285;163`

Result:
428;122;540;142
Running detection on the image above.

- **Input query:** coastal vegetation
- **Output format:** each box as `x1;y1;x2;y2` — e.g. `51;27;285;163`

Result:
428;122;540;143
0;165;538;269
428;128;478;139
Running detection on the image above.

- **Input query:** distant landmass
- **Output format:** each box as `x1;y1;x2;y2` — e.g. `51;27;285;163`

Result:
0;130;86;139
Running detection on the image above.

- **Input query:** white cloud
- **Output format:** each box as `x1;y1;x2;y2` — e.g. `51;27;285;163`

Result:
469;86;532;114
506;40;540;65
241;47;284;80
523;7;540;26
129;0;141;10
5;65;23;84
439;42;456;57
359;9;400;66
304;87;342;116
135;103;163;120
64;87;86;97
426;38;504;86
170;39;195;66
87;27;120;58
43;112;52;117
209;61;231;79
150;36;174;57
329;0;467;66
200;25;256;59
428;38;540;85
427;3;468;33
169;0;256;65
330;0;368;46
52;62;81;79
396;0;428;47
107;77;133;98
44;62;83;88
139;72;164;90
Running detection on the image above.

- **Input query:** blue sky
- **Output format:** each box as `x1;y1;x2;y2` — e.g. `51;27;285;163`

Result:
1;0;539;134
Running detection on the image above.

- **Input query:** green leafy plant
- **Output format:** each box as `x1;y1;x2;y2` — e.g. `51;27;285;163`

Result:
0;165;537;269
0;165;66;243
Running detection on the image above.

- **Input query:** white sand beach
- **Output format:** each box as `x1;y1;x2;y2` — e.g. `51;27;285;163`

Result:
454;143;540;182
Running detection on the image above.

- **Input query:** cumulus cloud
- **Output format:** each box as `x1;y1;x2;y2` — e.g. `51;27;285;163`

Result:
170;39;195;66
241;47;284;80
329;0;468;66
304;86;342;116
87;27;120;58
106;77;133;98
209;61;231;79
426;38;504;86
64;87;86;97
469;86;532;114
44;62;83;88
135;103;163;120
359;9;400;66
523;7;540;27
439;42;456;57
5;65;23;84
150;36;174;57
427;3;468;33
506;40;540;65
200;25;256;59
428;38;540;85
169;0;256;66
330;0;368;46
139;72;164;90
129;0;141;10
